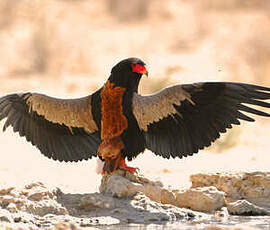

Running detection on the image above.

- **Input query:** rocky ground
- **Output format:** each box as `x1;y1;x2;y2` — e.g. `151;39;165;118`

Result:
0;171;270;230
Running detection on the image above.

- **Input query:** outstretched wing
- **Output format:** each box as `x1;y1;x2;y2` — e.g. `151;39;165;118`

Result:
132;82;270;159
0;93;101;162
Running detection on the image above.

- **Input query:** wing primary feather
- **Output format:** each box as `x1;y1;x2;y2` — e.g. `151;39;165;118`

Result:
58;137;71;162
0;100;9;111
3;108;17;131
52;136;64;162
242;89;270;100
46;132;57;160
227;83;270;100
39;130;51;158
181;120;196;155
64;136;81;161
183;117;201;154
242;99;270;108
237;104;270;117
239;83;270;94
50;135;60;161
31;121;38;146
242;83;270;92
28;119;35;145
76;138;91;160
18;116;26;136
217;108;241;125
71;136;88;161
0;113;6;121
12;115;22;132
24;118;31;142
58;137;70;162
235;111;255;122
32;122;40;146
175;117;188;156
1;103;12;118
168;121;180;158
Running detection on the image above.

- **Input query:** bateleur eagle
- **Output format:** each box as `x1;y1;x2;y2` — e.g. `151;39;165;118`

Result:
1;57;270;173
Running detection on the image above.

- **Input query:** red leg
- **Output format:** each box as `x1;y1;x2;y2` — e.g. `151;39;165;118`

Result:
119;158;137;173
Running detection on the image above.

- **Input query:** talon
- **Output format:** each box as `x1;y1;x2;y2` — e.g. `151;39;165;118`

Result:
119;159;137;173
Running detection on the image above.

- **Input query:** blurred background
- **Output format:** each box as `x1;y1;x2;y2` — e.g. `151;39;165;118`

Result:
0;0;270;193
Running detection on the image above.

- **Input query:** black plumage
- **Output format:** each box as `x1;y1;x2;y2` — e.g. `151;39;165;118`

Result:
0;57;270;173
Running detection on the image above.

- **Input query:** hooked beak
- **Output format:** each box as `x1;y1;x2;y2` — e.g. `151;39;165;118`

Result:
142;69;148;77
140;65;148;77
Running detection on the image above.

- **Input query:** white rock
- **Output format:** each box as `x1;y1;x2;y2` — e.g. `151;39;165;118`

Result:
174;186;225;212
100;173;143;198
227;200;270;215
191;172;270;208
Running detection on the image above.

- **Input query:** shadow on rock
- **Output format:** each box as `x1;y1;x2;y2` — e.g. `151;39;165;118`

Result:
1;170;270;229
56;170;204;225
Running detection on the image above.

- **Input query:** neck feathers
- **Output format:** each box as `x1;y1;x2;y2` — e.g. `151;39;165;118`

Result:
108;72;141;93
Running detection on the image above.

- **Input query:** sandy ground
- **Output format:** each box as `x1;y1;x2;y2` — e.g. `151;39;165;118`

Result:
1;123;269;194
0;76;270;195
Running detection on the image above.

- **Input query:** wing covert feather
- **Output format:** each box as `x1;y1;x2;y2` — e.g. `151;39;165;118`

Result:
27;93;98;133
132;85;194;131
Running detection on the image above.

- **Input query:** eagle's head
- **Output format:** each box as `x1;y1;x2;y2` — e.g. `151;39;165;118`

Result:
109;57;148;92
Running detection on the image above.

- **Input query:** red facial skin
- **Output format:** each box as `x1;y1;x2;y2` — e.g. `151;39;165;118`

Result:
131;63;148;76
